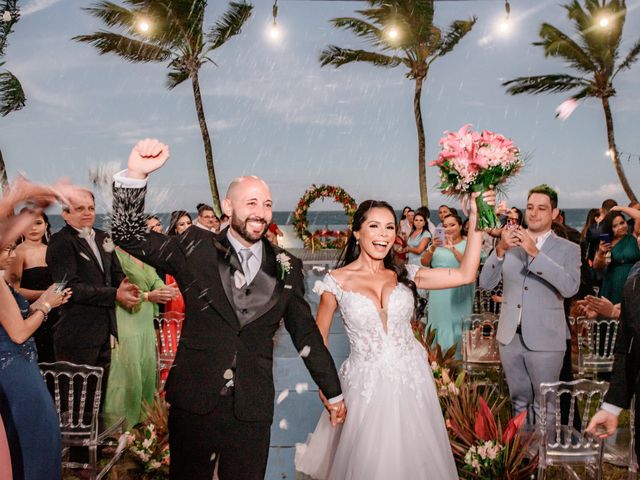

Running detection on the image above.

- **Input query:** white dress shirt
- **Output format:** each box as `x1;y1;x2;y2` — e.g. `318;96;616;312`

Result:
72;226;103;270
226;230;262;285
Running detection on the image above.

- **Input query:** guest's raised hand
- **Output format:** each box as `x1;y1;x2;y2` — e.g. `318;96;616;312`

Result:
513;227;538;257
586;410;618;439
127;138;170;179
584;295;618;318
598;241;612;254
3;176;57;209
116;278;142;309
431;235;443;248
35;284;72;310
495;226;520;256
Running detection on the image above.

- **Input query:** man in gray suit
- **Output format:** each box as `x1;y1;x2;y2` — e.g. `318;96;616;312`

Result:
479;185;580;423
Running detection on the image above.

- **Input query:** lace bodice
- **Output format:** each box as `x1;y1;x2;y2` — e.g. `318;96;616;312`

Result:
313;265;431;404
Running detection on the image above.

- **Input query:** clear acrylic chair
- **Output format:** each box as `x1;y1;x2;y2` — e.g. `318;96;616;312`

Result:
461;313;503;390
575;317;619;378
155;313;184;389
538;379;609;480
40;361;125;480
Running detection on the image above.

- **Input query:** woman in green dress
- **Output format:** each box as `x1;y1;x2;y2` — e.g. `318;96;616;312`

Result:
595;211;640;305
421;213;483;358
103;248;179;428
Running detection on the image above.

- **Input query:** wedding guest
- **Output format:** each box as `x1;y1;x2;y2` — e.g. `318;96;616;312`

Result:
0;242;69;480
421;213;480;357
405;208;431;266
7;211;58;362
146;215;163;233
436;205;452;227
594;210;640;304
580;208;600;244
194;203;219;233
103;247;179;427
47;189;140;378
167;210;192;236
219;213;230;230
479;185;580;424
399;208;414;239
585;199;617;264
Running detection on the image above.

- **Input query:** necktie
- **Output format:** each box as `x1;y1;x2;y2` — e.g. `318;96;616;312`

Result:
238;248;253;286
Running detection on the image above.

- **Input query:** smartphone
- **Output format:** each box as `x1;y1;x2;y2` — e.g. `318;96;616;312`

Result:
54;281;67;294
435;226;446;244
599;233;612;244
505;217;518;229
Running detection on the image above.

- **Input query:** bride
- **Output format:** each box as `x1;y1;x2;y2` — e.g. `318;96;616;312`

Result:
295;192;494;480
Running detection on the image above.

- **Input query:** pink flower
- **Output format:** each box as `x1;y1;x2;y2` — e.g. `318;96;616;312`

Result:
555;98;578;120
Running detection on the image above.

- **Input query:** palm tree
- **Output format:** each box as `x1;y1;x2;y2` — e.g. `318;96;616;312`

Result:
0;0;26;192
320;0;476;207
503;0;640;203
75;0;253;215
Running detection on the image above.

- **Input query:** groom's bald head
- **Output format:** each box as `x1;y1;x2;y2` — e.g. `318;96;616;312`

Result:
223;176;273;246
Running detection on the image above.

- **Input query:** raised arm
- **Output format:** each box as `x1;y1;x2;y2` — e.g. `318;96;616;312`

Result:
414;191;494;291
611;205;640;237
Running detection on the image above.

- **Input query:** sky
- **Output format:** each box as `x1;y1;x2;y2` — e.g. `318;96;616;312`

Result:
2;0;640;213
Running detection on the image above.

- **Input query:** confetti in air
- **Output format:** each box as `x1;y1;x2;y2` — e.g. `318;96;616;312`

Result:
299;345;311;358
279;419;289;430
276;389;289;404
295;383;309;394
210;452;217;462
555;98;578;121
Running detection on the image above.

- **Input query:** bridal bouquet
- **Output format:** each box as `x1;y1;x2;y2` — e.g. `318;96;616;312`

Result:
431;124;523;230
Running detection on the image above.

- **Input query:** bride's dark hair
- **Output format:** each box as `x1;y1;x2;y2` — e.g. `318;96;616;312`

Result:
338;200;418;307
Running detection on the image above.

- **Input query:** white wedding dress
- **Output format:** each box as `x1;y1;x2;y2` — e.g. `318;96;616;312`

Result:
295;266;458;479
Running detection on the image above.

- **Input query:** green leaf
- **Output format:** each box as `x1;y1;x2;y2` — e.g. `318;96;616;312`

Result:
319;46;402;69
73;31;172;63
206;1;253;52
0;69;26;116
503;74;591;96
435;18;477;60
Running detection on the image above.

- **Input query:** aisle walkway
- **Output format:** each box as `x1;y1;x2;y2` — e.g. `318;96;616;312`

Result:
265;267;350;480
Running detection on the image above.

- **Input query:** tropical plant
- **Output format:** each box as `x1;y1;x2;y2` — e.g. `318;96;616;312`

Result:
320;0;476;207
503;0;640;203
0;0;26;192
75;0;253;215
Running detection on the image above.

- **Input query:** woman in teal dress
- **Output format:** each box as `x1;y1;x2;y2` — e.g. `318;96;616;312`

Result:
103;248;178;428
405;209;431;266
595;211;640;305
421;214;482;358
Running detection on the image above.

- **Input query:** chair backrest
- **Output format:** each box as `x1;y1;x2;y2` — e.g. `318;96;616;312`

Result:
576;317;619;372
461;313;500;364
155;314;184;355
539;379;608;455
39;361;103;437
474;285;502;315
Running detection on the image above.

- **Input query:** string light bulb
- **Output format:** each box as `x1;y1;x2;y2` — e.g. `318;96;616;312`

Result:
269;0;280;40
599;16;610;28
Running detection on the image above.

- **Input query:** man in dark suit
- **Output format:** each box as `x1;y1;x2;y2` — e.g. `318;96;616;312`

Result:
587;272;640;457
46;189;141;376
111;139;345;480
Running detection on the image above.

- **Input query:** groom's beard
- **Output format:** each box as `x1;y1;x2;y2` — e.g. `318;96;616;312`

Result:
231;214;268;244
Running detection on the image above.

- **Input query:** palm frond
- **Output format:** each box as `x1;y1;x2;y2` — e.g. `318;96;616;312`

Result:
503;74;590;96
83;1;137;31
535;22;597;73
166;60;191;89
434;18;476;60
73;31;172;63
319;46;402;69
0;69;26;116
331;16;384;49
206;1;253;52
613;38;640;78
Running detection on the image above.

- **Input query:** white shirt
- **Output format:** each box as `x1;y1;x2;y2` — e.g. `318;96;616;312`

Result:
226;230;262;285
72;226;103;270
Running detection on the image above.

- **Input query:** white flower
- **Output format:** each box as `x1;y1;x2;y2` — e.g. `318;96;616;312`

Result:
276;389;289;404
276;253;292;279
102;236;115;253
142;437;153;450
149;460;162;470
295;382;309;394
299;345;311;358
2;11;12;22
471;458;480;472
78;227;91;239
279;419;289;430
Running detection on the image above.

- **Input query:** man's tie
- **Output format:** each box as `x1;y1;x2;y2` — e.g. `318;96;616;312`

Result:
238;248;253;286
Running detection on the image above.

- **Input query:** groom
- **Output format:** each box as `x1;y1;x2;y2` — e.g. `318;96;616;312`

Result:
111;139;345;480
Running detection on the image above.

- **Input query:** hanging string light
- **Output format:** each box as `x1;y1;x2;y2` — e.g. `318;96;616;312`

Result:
136;0;152;34
498;0;511;33
269;0;280;39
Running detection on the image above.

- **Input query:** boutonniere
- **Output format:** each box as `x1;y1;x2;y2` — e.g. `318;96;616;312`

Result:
276;253;292;280
102;236;115;253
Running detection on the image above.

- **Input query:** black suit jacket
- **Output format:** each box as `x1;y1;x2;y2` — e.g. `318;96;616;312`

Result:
604;276;640;410
46;224;126;348
111;186;342;422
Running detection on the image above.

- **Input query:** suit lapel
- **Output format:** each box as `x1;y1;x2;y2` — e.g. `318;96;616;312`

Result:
210;232;240;328
95;230;111;278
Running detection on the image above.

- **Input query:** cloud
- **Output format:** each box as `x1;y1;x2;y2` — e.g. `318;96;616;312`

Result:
21;0;63;16
561;183;624;201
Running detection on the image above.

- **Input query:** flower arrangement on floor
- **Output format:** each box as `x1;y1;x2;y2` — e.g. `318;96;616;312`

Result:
111;395;170;480
291;184;357;251
431;124;524;230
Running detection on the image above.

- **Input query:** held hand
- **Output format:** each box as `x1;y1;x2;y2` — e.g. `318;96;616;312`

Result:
584;295;618;319
148;284;180;304
586;410;618;439
319;391;347;426
598;241;612;254
116;278;141;309
127;138;170;179
495;200;508;216
496;227;520;256
431;236;442;248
